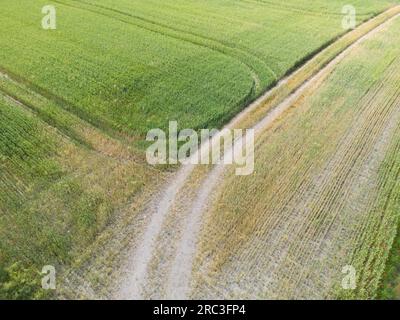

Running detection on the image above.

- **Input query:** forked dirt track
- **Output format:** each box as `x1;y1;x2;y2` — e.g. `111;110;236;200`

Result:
114;7;400;300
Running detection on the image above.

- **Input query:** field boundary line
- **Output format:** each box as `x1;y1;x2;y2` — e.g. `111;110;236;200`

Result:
0;65;143;154
0;71;143;163
0;66;113;131
0;82;91;149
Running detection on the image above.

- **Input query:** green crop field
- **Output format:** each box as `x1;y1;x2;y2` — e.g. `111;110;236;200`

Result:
0;0;395;137
1;0;399;300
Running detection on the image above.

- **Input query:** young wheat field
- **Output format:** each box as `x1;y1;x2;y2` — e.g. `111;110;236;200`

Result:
0;0;400;300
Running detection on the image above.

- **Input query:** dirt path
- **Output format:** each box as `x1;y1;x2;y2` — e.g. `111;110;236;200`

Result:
114;8;400;300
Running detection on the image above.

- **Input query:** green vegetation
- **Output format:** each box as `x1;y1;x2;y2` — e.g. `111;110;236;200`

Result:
378;223;400;299
0;263;47;300
0;0;395;137
0;87;156;298
0;0;399;299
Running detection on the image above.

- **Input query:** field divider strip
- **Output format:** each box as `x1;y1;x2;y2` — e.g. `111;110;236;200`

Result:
0;71;143;163
0;83;92;149
0;64;134;147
